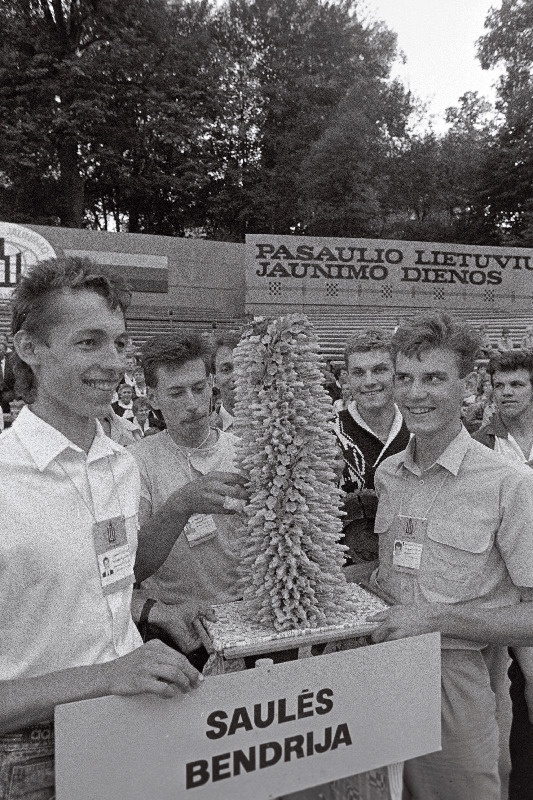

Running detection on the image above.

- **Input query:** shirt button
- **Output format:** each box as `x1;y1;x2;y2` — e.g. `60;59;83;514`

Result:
419;480;424;485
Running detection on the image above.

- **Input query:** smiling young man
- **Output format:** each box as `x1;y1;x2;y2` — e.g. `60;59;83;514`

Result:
474;350;533;800
333;330;409;567
128;332;243;669
368;313;533;800
0;258;246;796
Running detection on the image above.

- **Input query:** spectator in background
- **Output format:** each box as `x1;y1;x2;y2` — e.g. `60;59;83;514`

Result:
322;359;342;403
497;327;514;352
112;383;135;420
129;332;245;671
132;397;158;436
333;367;351;413
474;350;533;800
333;330;409;573
133;366;148;397
478;324;493;357
210;331;240;431
122;353;138;388
521;326;533;350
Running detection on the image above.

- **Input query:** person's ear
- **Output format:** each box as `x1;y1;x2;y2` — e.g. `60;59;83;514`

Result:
13;330;46;368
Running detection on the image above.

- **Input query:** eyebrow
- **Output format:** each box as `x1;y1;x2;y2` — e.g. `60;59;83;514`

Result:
167;379;207;391
351;362;390;370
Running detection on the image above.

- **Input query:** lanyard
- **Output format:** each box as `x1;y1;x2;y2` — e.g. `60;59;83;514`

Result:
398;469;451;521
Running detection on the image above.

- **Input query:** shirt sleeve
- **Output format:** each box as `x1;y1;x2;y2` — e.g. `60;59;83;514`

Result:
497;469;533;587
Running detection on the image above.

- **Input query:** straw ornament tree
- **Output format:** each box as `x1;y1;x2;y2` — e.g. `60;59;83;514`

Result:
233;314;354;632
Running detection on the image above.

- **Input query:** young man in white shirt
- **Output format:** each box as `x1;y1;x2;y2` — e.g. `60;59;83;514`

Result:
474;350;533;800
369;314;533;800
0;257;247;796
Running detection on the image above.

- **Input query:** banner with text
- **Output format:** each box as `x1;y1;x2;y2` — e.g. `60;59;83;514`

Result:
55;634;440;800
245;234;533;311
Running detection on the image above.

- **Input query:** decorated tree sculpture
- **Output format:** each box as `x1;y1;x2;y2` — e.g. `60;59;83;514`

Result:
233;314;354;632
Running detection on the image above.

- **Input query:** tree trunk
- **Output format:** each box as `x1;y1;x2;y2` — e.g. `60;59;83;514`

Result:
57;137;85;228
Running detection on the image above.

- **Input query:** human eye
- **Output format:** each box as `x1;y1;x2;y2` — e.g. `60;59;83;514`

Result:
394;374;410;384
78;337;97;348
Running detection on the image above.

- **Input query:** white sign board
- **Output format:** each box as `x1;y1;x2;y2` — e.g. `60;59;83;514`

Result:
55;634;441;800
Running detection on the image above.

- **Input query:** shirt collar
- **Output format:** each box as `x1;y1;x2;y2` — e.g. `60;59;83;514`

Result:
13;406;123;471
347;401;404;446
219;404;235;431
398;425;471;477
481;411;510;439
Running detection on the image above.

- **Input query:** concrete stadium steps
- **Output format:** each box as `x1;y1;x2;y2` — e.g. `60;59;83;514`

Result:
126;305;246;349
304;309;533;362
0;295;532;366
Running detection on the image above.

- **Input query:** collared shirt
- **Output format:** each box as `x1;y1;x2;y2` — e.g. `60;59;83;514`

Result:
0;407;142;680
129;429;241;606
374;426;533;649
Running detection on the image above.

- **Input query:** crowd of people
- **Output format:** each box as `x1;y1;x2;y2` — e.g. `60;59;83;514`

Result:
2;255;533;800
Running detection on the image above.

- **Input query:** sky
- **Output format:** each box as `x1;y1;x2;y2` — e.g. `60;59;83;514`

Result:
360;0;502;131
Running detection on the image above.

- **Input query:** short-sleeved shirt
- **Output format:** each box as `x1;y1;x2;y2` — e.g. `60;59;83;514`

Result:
0;406;142;680
129;429;241;606
374;426;533;649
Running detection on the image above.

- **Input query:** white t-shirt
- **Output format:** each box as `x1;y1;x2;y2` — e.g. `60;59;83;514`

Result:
128;430;241;606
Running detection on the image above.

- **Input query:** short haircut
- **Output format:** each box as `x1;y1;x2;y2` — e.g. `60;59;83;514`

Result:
132;397;151;413
211;330;241;373
117;383;133;395
141;332;213;388
488;350;533;387
11;256;131;402
391;313;480;378
344;330;392;368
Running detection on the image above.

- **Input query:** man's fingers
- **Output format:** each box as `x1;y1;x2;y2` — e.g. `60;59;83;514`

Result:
209;471;247;487
199;606;216;622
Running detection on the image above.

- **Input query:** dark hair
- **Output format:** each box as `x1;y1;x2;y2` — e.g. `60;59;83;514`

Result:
141;332;213;388
12;256;131;402
210;330;241;373
391;313;480;378
132;396;151;413
488;350;533;387
344;329;392;368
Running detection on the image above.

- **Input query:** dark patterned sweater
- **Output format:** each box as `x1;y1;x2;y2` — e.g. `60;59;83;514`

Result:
333;405;410;493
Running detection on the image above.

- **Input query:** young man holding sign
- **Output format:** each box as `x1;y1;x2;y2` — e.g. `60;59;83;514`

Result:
369;313;533;800
0;258;246;798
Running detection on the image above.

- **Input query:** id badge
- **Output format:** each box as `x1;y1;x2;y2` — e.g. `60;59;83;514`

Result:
391;514;426;573
184;514;217;546
93;516;135;595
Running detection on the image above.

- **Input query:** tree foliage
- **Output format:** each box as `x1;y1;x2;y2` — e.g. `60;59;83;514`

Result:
0;0;521;244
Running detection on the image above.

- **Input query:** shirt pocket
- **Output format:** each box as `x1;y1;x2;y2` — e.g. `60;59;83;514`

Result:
420;519;494;600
